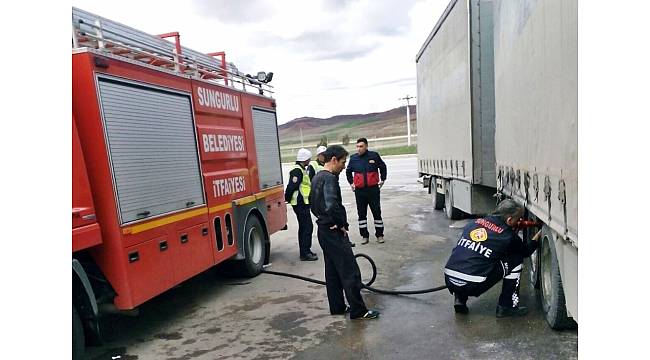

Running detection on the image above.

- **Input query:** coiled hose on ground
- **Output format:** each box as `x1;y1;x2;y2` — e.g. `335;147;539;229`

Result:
261;253;448;295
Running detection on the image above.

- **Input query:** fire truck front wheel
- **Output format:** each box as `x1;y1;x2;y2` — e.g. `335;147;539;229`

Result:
238;216;267;277
73;305;84;359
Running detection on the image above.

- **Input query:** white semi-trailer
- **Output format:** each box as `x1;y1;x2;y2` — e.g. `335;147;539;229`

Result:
492;0;577;329
416;0;497;220
416;0;577;329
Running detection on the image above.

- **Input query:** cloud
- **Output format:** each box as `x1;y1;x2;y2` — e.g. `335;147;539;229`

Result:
254;30;378;62
321;0;359;11
191;0;275;23
322;77;416;91
347;0;420;37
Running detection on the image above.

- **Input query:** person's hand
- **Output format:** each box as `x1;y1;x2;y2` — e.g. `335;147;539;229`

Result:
531;229;542;241
340;227;348;237
350;184;356;191
329;224;338;230
378;180;384;188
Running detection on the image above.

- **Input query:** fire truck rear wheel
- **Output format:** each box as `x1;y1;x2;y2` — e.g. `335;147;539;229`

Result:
239;216;266;277
539;226;576;329
73;305;84;360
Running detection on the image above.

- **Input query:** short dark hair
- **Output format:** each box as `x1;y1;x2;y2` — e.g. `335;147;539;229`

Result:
356;137;368;145
323;145;349;163
492;199;524;223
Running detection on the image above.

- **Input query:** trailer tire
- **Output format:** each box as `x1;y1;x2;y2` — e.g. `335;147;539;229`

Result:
431;179;444;210
73;305;85;360
539;226;577;329
444;184;462;220
237;216;267;277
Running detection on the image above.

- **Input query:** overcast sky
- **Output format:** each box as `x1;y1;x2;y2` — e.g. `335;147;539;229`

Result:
72;0;449;124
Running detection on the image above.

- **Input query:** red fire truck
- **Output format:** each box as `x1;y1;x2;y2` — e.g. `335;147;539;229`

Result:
72;8;287;357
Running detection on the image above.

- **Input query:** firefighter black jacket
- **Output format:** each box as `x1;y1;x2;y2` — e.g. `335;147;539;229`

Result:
309;170;349;230
445;216;538;281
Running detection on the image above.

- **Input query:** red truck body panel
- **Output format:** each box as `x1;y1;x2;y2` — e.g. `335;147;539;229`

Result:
72;116;103;252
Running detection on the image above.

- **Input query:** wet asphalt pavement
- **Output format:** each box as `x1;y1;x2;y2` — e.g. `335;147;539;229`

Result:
86;155;578;360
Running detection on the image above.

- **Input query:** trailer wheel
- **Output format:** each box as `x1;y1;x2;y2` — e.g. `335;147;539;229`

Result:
73;305;85;360
444;184;462;220
539;226;577;329
431;178;444;210
237;216;267;277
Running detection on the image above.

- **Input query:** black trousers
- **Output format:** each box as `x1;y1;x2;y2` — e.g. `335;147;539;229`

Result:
292;204;313;257
317;225;368;318
445;253;524;308
354;186;384;238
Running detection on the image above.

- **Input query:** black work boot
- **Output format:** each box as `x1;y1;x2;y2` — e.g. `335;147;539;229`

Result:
495;305;528;318
454;293;469;314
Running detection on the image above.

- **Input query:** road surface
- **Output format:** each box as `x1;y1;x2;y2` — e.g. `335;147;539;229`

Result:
86;155;578;360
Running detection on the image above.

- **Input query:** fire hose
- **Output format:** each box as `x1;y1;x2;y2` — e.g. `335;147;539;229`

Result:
262;253;448;295
260;220;541;295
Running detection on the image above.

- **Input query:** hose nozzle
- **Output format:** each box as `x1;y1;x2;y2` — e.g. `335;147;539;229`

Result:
516;220;541;228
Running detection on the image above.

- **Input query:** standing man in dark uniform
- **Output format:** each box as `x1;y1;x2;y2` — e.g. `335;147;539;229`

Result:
443;199;541;317
284;148;318;261
310;145;380;320
346;138;387;245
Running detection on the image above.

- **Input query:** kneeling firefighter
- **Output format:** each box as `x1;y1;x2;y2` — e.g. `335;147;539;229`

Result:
443;199;541;317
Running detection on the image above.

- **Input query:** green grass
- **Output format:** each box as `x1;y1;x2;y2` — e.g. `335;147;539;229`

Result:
376;145;417;156
281;144;416;163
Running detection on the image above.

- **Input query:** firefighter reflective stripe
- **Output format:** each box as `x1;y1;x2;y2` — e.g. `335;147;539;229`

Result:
310;160;324;174
504;272;521;280
443;268;487;283
290;164;311;205
374;220;384;228
448;277;467;286
504;264;523;279
359;220;368;228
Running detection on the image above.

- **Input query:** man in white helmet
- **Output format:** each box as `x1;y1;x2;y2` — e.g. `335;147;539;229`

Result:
284;148;318;261
308;145;327;180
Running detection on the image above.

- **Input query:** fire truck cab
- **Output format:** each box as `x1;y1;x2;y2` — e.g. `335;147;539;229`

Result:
72;7;287;358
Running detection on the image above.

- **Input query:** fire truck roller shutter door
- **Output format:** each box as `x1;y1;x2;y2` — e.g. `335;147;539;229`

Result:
96;77;205;224
251;108;283;189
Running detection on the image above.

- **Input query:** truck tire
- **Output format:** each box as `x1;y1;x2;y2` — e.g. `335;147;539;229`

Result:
444;184;462;220
237;216;267;277
431;178;444;210
73;305;85;360
539;226;577;329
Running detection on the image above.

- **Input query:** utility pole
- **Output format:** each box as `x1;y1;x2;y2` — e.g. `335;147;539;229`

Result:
399;95;415;146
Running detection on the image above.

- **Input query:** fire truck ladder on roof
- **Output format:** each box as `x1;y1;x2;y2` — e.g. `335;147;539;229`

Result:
72;7;274;97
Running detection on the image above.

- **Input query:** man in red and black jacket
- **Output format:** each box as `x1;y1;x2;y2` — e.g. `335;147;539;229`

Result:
345;138;387;245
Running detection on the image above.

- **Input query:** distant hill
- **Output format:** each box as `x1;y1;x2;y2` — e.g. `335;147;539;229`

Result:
278;105;416;146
